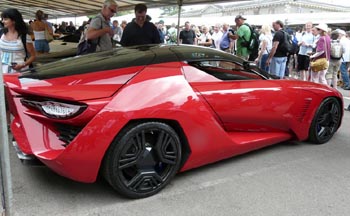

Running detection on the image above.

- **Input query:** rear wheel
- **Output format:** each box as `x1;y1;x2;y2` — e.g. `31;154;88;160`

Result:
308;97;341;144
103;122;182;198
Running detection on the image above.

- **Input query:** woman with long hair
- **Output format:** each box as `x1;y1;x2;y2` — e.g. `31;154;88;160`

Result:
310;23;330;84
31;10;52;54
0;8;36;73
254;24;273;72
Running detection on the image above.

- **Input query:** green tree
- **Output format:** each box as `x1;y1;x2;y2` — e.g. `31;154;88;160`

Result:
160;6;183;16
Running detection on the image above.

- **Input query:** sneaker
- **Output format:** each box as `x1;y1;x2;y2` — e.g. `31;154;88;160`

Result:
344;86;350;90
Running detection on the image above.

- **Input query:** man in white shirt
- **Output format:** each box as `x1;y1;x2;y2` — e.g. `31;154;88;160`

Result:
211;23;223;50
297;22;314;81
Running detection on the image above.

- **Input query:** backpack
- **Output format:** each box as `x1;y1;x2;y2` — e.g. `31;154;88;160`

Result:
168;30;177;43
290;35;299;54
242;23;259;52
281;30;294;54
330;40;343;60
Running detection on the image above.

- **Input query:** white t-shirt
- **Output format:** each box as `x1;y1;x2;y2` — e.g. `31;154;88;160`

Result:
259;33;272;55
0;34;32;73
340;37;350;62
212;31;223;50
198;32;212;46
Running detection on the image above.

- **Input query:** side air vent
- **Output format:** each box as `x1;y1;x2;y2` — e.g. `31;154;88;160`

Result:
56;124;83;147
296;98;312;122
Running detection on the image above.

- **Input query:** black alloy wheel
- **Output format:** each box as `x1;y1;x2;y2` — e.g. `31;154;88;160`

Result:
103;122;182;198
309;97;341;144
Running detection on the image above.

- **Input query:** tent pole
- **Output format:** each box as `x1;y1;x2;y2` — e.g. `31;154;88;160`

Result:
0;61;13;215
177;0;183;45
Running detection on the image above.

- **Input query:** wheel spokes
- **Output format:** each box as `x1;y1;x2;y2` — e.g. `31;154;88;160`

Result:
119;133;145;169
127;171;163;192
155;131;178;165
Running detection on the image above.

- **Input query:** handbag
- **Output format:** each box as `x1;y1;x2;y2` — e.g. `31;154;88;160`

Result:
310;58;328;72
77;40;98;55
44;25;54;43
310;36;328;72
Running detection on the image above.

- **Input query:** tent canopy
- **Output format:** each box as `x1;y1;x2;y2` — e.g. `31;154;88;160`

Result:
0;0;241;19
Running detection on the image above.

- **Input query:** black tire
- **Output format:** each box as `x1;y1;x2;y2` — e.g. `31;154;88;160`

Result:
103;122;182;198
308;97;341;144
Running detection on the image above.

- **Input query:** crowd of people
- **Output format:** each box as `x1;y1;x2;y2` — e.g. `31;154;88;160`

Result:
1;0;350;97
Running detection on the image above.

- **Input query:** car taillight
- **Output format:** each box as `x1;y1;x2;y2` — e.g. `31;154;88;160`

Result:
21;99;86;119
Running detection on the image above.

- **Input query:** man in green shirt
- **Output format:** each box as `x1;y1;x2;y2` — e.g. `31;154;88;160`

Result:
230;15;251;60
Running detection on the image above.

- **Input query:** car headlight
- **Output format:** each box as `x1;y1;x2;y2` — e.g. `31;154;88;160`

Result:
21;99;86;119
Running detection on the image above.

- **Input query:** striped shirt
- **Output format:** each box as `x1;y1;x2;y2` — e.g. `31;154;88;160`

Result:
0;34;32;73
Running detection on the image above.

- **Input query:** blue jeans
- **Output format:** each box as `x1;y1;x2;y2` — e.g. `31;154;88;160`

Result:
340;62;349;87
259;54;269;72
34;39;50;53
269;57;287;78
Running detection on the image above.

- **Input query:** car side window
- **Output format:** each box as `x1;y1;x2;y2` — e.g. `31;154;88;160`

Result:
187;60;263;81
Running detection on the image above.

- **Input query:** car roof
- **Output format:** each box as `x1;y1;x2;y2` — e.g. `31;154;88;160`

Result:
20;45;245;80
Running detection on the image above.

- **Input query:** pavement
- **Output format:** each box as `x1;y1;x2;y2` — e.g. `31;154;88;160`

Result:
3;87;350;216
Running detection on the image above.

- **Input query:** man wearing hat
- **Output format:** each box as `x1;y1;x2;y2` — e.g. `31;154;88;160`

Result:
120;3;160;46
338;29;350;90
230;15;251;60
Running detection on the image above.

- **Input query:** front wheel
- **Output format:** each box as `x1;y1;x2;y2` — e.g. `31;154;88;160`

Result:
103;122;182;198
308;97;341;144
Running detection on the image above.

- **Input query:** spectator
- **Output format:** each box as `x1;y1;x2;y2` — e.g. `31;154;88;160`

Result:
197;25;212;47
230;15;251;60
327;30;344;89
192;25;201;43
338;29;350;90
310;23;330;84
121;20;127;31
57;21;67;34
31;10;53;54
179;21;196;45
86;0;117;52
211;23;223;50
78;18;91;45
112;20;122;42
120;3;160;46
254;24;272;72
266;20;288;79
285;28;298;77
0;8;36;73
157;20;165;44
166;23;177;44
66;21;76;34
297;22;314;81
219;23;233;53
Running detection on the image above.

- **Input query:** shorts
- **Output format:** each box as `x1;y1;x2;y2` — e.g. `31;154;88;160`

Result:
297;55;310;71
34;39;50;52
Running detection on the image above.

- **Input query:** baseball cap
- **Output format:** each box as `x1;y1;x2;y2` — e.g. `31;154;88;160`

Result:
235;15;246;21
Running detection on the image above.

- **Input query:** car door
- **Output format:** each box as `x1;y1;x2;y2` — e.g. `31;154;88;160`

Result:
183;60;292;132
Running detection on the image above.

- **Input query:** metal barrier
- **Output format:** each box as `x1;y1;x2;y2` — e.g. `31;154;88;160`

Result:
0;62;12;215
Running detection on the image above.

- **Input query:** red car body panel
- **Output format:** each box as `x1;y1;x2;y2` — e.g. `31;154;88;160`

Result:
4;45;343;183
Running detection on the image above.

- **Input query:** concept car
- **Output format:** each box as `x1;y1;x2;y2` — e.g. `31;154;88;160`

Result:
4;45;343;198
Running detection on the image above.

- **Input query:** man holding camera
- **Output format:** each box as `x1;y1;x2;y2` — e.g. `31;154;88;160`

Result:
229;15;251;60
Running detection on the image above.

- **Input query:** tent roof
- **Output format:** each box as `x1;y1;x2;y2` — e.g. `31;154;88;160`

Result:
0;0;239;19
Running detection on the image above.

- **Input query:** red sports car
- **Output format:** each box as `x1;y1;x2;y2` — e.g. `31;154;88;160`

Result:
4;45;343;198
